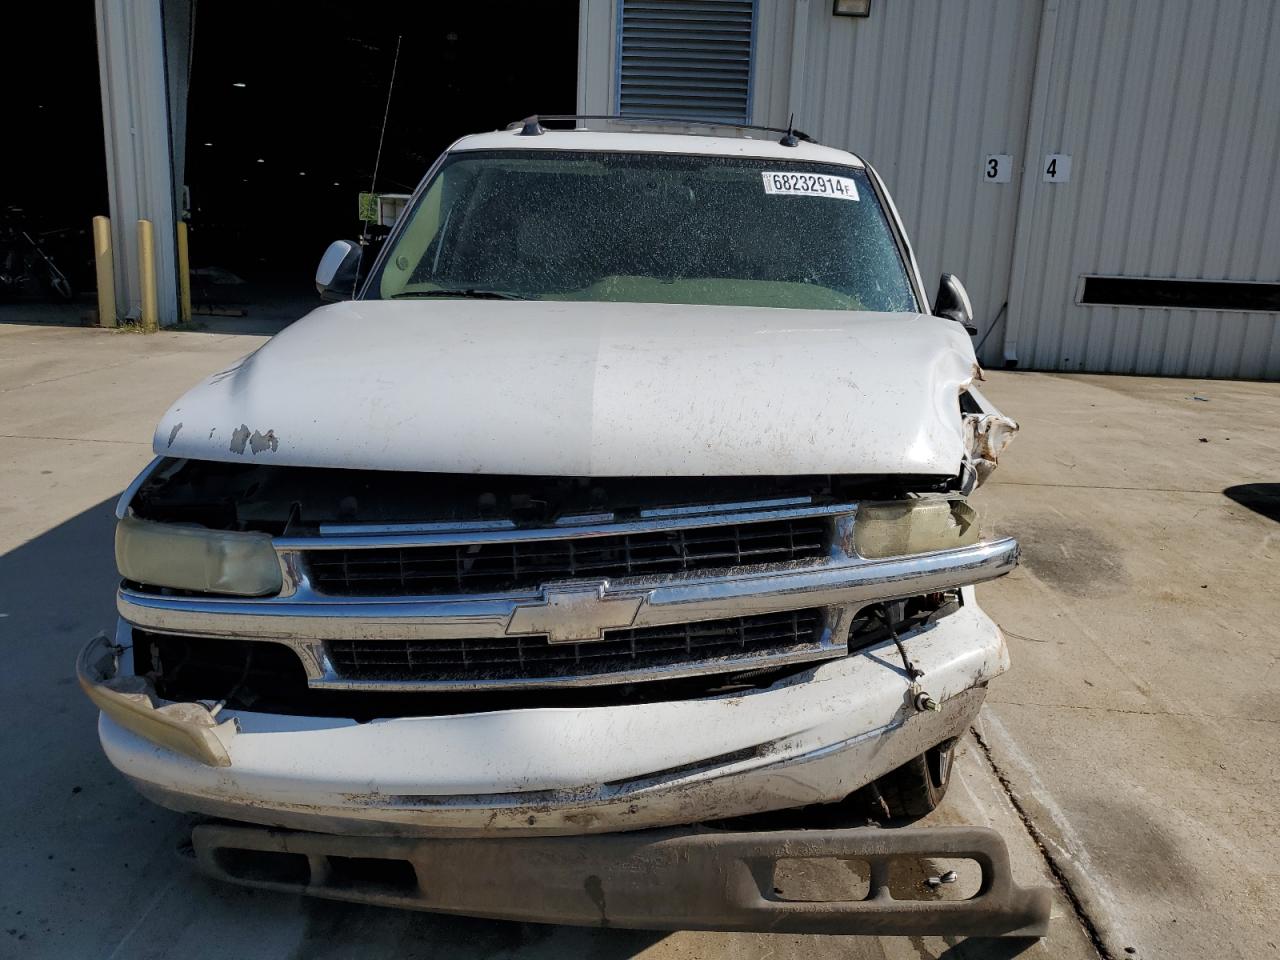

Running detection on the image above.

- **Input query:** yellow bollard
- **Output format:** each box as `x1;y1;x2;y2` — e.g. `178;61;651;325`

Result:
176;221;192;324
92;215;116;327
137;219;158;332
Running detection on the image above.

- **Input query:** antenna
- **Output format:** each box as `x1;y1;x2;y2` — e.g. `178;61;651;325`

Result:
369;34;402;195
355;34;403;300
779;113;799;148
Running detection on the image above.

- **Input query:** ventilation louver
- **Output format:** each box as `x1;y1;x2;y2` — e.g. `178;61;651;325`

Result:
618;0;755;124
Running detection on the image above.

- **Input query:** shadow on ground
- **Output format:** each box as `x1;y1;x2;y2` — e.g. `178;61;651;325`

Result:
1224;483;1280;523
0;299;93;327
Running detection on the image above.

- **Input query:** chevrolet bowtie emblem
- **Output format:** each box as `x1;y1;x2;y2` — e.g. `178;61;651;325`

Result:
506;581;644;644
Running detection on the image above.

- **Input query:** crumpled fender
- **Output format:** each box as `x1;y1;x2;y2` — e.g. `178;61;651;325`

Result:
961;381;1019;488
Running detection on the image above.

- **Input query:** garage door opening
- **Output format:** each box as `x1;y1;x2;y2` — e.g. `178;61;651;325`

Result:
183;1;579;303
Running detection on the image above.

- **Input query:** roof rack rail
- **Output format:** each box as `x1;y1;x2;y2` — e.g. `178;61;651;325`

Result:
505;114;818;147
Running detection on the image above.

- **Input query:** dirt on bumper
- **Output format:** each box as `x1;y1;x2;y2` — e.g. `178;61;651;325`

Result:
192;820;1051;937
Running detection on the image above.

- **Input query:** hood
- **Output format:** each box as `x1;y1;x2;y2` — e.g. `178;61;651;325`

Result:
155;300;980;477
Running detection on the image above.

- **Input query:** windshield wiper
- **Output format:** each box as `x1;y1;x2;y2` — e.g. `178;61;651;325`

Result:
390;288;529;301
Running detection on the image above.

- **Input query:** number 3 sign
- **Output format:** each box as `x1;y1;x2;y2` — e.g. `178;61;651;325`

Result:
984;155;1012;183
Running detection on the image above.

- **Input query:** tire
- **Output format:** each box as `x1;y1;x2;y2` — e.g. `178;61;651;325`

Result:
45;270;75;301
874;737;958;820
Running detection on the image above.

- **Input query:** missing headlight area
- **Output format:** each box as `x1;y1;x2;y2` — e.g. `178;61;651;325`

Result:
848;592;963;654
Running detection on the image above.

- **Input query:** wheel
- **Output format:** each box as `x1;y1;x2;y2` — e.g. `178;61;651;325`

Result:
45;270;75;301
874;737;958;819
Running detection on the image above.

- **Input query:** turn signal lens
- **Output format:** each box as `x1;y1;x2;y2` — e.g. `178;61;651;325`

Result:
115;516;283;596
854;499;980;558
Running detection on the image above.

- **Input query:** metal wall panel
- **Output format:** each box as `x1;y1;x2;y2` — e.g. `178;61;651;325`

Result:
750;0;794;125
578;0;619;113
1004;0;1280;377
754;0;1045;364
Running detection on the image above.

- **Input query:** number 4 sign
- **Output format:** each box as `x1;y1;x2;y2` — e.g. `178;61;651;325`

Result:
1043;154;1072;182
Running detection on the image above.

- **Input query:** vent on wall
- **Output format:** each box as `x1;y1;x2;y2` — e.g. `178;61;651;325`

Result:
617;0;756;124
1079;276;1280;313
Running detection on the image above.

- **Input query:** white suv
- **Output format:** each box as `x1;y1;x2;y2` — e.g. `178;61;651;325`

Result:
81;117;1044;937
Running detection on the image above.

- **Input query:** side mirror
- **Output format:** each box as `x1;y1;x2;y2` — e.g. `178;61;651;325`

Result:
316;240;363;301
933;273;978;335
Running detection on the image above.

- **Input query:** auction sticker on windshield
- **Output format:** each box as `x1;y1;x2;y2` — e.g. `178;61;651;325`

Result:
761;171;859;201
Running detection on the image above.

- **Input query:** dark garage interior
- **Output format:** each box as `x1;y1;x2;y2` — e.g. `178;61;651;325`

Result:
5;0;579;301
184;1;580;281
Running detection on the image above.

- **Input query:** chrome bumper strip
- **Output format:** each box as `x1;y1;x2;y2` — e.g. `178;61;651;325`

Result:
117;537;1018;645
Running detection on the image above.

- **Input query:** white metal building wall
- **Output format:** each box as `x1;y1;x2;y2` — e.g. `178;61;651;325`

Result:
753;0;1045;365
1003;0;1280;377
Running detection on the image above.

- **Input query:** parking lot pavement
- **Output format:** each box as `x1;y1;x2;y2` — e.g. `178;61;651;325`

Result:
971;370;1280;960
11;314;1247;959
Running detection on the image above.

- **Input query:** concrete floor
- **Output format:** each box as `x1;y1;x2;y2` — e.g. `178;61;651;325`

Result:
970;371;1280;960
2;305;1275;958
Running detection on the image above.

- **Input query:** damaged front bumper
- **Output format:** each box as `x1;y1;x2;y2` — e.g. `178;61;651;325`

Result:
85;597;1007;837
193;821;1050;937
81;593;1051;938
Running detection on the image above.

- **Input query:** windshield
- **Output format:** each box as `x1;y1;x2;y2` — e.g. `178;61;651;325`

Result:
369;149;918;312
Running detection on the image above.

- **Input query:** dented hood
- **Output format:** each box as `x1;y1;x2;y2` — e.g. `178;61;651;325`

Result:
156;300;981;477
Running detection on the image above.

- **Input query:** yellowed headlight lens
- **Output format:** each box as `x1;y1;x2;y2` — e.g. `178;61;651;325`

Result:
115;516;283;596
854;499;980;559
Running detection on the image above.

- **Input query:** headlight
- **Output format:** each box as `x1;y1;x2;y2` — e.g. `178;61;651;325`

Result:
854;498;980;559
115;516;283;596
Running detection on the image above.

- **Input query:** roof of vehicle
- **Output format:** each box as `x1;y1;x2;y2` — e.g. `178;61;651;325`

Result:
450;127;866;168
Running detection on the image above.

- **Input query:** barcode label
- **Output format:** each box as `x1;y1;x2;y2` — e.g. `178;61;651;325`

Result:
761;171;859;201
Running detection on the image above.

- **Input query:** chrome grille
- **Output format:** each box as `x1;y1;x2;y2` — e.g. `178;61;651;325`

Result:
325;609;828;685
306;517;828;597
